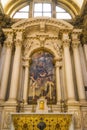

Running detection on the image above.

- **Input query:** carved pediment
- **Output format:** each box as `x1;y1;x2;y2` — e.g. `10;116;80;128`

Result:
12;17;73;31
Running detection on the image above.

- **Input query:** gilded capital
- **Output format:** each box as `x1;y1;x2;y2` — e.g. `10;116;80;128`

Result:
3;29;13;47
15;39;22;47
54;58;62;68
14;28;24;47
71;30;81;48
22;57;31;67
62;39;70;48
5;41;13;48
72;40;80;48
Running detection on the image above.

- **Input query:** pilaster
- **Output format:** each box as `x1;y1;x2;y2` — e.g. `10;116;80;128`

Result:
7;29;24;104
62;32;75;102
72;29;86;102
0;29;13;102
54;58;62;103
22;57;31;104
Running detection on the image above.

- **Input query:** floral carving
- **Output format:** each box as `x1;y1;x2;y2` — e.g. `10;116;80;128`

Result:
83;112;87;128
3;112;11;129
74;112;81;128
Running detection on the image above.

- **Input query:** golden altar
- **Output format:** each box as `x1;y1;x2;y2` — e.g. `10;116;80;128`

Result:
11;113;73;130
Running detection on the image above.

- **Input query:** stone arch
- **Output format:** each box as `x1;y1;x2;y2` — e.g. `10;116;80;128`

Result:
27;46;60;60
4;0;80;17
13;17;73;104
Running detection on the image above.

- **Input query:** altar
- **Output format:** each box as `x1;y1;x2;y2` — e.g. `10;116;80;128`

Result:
11;112;74;130
11;97;74;130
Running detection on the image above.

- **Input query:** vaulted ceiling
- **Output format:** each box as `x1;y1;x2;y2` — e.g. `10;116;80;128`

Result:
1;0;86;17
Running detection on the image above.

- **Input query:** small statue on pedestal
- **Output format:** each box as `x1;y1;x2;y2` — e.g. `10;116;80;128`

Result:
60;100;67;112
16;99;24;112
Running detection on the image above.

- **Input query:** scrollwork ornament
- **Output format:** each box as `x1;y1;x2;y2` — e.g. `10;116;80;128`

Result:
23;39;40;56
23;43;32;56
3;112;11;129
54;58;62;68
22;57;31;67
45;39;62;58
53;41;62;57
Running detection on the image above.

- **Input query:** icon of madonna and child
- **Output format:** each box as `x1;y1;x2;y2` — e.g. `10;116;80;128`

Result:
28;51;56;104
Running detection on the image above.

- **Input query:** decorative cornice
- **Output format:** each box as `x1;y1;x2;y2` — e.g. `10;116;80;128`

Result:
3;29;13;47
26;35;58;40
12;17;73;30
13;28;24;33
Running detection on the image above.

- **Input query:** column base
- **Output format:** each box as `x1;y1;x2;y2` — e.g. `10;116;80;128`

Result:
56;101;61;105
0;99;5;105
24;102;28;105
67;99;79;104
79;99;87;105
5;99;17;105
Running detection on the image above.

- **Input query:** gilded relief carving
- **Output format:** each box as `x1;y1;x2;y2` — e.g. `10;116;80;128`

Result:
12;114;72;130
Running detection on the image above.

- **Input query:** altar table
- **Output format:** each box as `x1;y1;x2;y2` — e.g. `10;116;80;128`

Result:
11;113;74;130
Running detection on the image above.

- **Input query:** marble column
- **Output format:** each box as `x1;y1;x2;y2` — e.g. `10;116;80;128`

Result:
8;30;23;103
55;59;62;103
0;30;13;102
83;44;87;62
23;58;30;104
72;31;86;101
62;32;75;102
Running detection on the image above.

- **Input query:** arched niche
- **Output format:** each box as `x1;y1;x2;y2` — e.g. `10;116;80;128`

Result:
28;50;56;104
12;18;73;104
